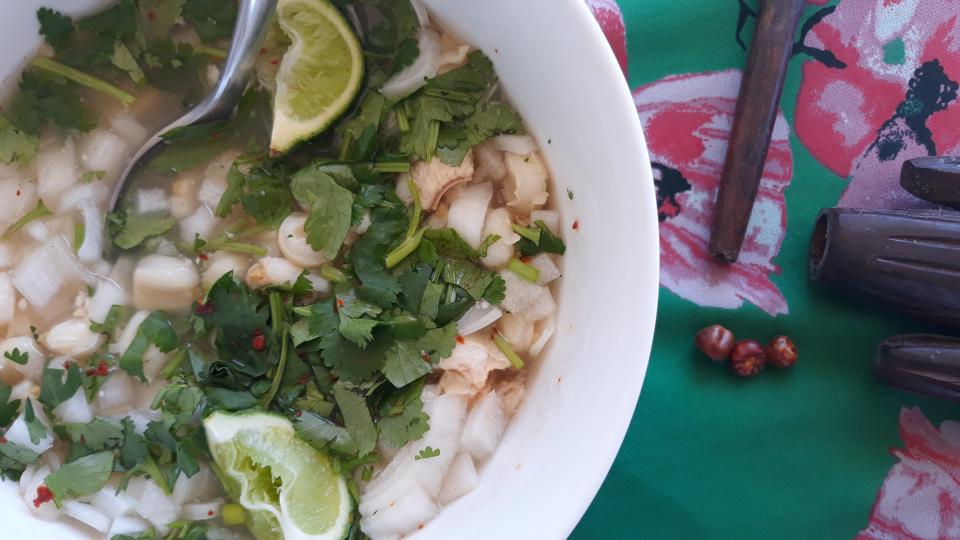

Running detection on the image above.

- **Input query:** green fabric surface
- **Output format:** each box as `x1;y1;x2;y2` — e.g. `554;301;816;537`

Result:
572;1;960;538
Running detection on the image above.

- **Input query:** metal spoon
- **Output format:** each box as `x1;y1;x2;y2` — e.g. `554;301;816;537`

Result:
108;0;277;211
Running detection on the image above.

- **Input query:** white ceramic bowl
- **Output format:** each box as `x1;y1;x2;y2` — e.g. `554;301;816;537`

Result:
0;1;659;538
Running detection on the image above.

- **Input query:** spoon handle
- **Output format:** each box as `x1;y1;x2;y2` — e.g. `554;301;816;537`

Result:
189;0;278;124
708;0;805;263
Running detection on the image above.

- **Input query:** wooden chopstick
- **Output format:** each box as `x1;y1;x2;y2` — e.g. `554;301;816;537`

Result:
709;0;806;263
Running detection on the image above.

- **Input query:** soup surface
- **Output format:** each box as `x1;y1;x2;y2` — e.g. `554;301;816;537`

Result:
0;1;564;538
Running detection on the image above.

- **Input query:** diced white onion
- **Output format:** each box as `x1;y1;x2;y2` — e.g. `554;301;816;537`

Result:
77;199;104;263
12;238;84;309
380;28;441;99
460;391;506;463
109;114;148;144
136;188;171;214
80;128;129;181
108;515;151;537
87;278;126;325
172;467;219;505
180;500;223;521
456;301;502;336
529;316;557;357
178;205;219;244
53;386;94;424
502;152;549;214
132;255;199;312
529;210;560;234
492;135;539;156
5;398;53;454
437;452;479;505
447;182;493;250
136;480;180;529
37;139;78;207
95;373;136;415
202;251;251;290
497;313;534;353
0;178;38;230
360;484;440;540
245;257;303;289
63;500;111;532
529;253;561;285
0;272;15;329
498;270;556;322
91;485;138;519
479;207;520;270
0;336;45;382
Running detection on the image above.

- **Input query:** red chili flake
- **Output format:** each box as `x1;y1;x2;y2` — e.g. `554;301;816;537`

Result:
210;132;222;141
294;410;302;417
0;436;7;443
196;301;215;315
208;510;215;516
270;58;280;65
520;256;532;264
15;190;20;196
85;369;96;376
146;10;156;21
252;329;266;351
95;360;108;377
33;486;53;508
571;220;580;230
62;360;70;369
455;335;465;345
421;353;431;362
297;373;312;385
418;524;425;530
198;252;209;261
259;47;267;55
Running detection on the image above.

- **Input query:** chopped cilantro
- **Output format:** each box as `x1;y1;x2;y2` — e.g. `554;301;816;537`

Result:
182;0;238;43
1;199;51;241
39;363;83;410
120;312;178;381
517;220;566;257
3;348;29;366
415;446;440;460
332;383;377;457
43;451;114;506
291;166;354;260
36;8;75;53
0;116;39;167
106;208;176;249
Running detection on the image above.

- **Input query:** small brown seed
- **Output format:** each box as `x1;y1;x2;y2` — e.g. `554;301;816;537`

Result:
766;335;798;369
730;340;766;377
694;325;735;362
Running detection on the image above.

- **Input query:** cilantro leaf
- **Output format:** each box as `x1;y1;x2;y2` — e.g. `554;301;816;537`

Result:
216;163;294;228
291;167;354;260
381;341;429;388
183;0;238;43
321;333;387;383
89;305;129;334
111;41;146;84
62;417;124;450
23;400;48;445
0;116;39;167
196;274;272;374
77;0;138;37
0;384;21;427
120;312;178;381
36;8;75;53
119;418;148;469
0;440;40;477
107;208;176;249
415;446;440;460
39;363;83;410
293;411;352;455
44;451;114;506
3;347;28;366
338;316;379;348
138;0;186;41
377;390;428;448
336;93;385;160
332;383;377;457
16;71;97;132
350;211;406;306
517;220;566;257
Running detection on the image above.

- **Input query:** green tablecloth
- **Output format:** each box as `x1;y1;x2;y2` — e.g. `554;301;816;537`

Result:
572;1;960;538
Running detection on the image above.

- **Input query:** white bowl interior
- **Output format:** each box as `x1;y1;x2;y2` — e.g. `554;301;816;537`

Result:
0;1;659;538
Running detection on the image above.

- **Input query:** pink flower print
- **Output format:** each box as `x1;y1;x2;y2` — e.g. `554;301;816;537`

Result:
794;2;960;209
585;0;628;77
858;407;960;539
633;70;791;316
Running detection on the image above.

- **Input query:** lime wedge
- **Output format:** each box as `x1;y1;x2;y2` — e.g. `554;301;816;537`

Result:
270;0;364;154
204;411;353;540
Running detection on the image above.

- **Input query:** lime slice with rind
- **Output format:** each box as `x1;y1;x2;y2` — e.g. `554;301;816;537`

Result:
204;411;352;540
270;0;364;154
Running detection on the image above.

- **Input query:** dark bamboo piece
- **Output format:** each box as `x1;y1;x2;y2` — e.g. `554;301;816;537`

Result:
874;334;960;402
709;0;806;263
810;207;960;327
901;156;960;209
